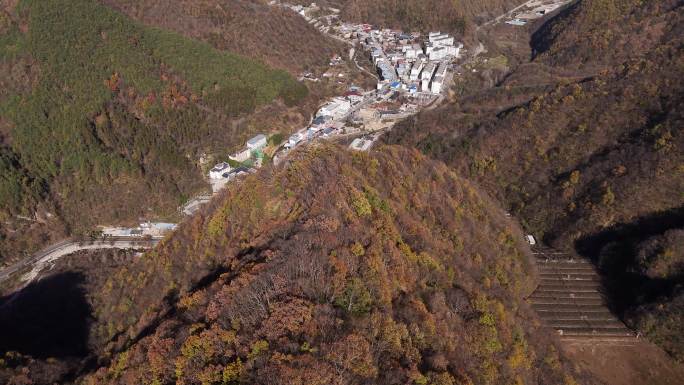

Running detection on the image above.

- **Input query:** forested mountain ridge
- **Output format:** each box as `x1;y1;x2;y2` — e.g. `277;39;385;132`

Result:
100;0;347;74
0;145;598;384
385;0;684;361
0;0;681;383
0;0;311;266
532;0;678;69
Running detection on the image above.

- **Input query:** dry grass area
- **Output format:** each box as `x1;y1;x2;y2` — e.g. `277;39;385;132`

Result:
563;342;684;385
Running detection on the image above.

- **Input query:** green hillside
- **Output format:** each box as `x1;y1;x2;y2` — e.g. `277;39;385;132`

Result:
0;0;307;262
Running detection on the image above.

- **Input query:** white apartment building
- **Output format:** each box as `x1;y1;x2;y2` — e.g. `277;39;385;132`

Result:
318;98;352;118
430;76;444;94
209;162;231;179
421;63;436;91
246;134;267;151
287;132;304;148
410;63;424;81
229;148;251;163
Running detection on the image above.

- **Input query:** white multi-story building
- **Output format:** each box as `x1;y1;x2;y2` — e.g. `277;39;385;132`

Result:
318;98;352;118
345;91;364;104
429;46;448;60
377;60;397;81
396;62;407;77
432;35;454;46
430;76;444;94
287;132;304;148
435;62;448;78
421;63;436;91
402;43;423;59
428;31;442;40
229;148;251;163
246;134;267;151
209;162;231;179
410;63;424;81
370;48;383;64
425;33;462;58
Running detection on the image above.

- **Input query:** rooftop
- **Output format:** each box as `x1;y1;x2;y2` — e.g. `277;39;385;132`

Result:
247;134;267;146
349;138;373;152
211;162;231;172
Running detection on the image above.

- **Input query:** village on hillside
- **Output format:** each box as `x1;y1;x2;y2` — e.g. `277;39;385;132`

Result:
180;1;468;217
90;0;578;234
274;2;466;157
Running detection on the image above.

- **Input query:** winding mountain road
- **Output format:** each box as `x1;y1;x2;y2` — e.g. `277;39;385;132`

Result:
0;237;160;287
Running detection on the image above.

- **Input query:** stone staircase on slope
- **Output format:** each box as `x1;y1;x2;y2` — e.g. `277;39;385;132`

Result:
528;246;637;345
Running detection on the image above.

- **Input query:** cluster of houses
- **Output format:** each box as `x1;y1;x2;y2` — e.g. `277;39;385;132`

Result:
284;85;370;150
363;29;462;95
209;134;267;181
276;1;462;98
267;2;467;156
329;21;462;96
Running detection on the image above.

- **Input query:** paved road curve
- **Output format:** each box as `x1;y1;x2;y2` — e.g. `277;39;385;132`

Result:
0;237;160;287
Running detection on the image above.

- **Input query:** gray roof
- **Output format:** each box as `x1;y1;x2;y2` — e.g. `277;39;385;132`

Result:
247;134;267;146
211;162;230;172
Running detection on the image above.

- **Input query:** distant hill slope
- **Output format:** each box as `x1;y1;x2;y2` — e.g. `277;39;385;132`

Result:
100;0;346;74
385;0;684;360
387;0;683;250
0;0;309;265
531;0;679;69
301;0;520;34
0;145;598;384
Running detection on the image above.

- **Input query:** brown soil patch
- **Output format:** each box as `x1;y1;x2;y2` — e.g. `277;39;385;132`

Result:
563;341;684;385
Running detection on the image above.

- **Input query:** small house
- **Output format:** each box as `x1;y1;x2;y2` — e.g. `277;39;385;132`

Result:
345;91;364;104
288;132;304;148
349;138;373;152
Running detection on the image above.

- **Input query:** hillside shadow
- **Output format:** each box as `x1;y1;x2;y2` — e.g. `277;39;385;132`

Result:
529;0;580;59
0;272;93;359
574;206;684;313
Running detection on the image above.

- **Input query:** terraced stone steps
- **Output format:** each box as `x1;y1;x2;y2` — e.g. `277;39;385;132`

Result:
536;284;601;292
556;327;635;337
539;280;603;288
561;337;639;346
540;314;619;322
540;274;600;281
531;291;602;299
532;303;608;312
547;320;626;329
539;268;596;275
529;297;604;306
528;247;636;344
533;309;616;318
